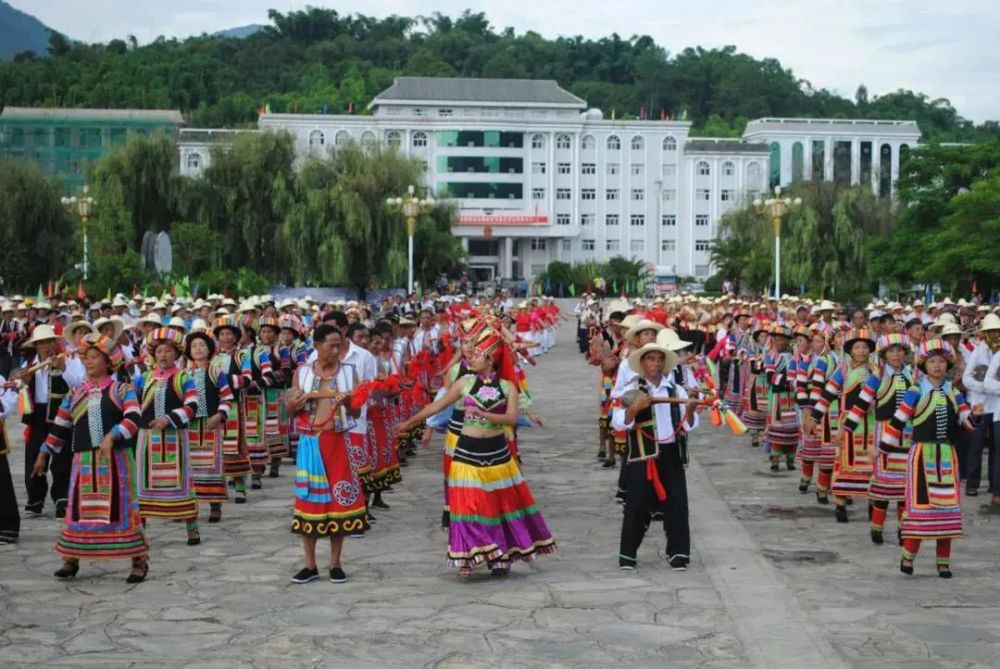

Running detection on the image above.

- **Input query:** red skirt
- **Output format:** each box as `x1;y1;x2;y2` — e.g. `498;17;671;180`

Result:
291;431;370;537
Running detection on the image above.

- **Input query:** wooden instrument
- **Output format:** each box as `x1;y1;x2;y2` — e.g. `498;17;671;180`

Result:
3;352;68;388
621;387;717;408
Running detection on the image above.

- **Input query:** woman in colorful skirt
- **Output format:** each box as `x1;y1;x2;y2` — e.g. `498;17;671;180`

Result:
258;317;290;478
33;334;149;582
741;323;771;448
134;328;200;545
811;328;879;523
840;334;914;545
278;314;308;461
185;328;234;523
882;339;981;578
764;324;799;471
436;322;478;527
214;316;251;503
241;324;274;489
791;325;817;492
400;326;556;577
804;326;842;504
367;324;402;508
285;323;369;585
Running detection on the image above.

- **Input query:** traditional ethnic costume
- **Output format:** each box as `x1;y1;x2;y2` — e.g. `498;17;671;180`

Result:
41;335;148;573
258;318;290;477
0;381;20;543
791;327;818;492
185;334;234;509
807;331;841;504
242;338;275;486
213;316;251;502
741;327;770;448
763;325;799;471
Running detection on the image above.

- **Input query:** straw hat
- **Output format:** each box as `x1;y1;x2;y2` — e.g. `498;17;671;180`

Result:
624;318;663;344
25;324;59;346
63;320;94;344
655;328;693;351
627;341;678;375
93;316;125;341
979;313;1000;332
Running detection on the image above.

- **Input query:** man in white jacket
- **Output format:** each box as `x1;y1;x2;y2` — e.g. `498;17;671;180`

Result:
961;313;1000;501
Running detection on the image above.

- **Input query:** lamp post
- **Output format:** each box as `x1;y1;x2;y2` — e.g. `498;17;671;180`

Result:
387;185;435;293
753;185;801;299
61;185;96;281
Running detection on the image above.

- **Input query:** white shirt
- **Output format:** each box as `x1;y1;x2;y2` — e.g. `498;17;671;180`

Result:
0;377;16;418
341;341;376;434
978;349;1000;416
611;373;699;441
963;342;1000;414
30;355;85;404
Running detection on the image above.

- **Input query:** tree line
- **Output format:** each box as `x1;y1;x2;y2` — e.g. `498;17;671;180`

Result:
0;131;464;297
1;8;996;142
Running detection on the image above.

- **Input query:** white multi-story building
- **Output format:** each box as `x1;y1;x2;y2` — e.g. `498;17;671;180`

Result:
179;77;921;282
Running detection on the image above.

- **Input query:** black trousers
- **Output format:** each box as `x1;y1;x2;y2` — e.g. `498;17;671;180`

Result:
0;453;19;541
23;407;71;511
0;354;12;380
619;443;690;565
962;414;998;493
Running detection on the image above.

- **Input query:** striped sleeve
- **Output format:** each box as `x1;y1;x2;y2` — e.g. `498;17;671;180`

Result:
808;358;829;403
841;372;879;434
811;366;844;420
110;384;140;442
41;395;74;455
881;388;920;448
258;350;275;387
216;370;234;417
795;360;812;404
167;373;197;428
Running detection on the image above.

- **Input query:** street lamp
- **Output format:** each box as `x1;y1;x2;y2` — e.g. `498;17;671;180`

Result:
387;184;435;293
753;185;801;299
61;185;96;281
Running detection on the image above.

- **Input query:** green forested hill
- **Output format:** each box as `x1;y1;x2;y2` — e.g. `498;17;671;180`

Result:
1;7;996;142
0;0;52;59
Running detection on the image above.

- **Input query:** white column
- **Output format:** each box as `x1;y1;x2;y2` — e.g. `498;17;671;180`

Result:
503;236;514;279
460;237;469;252
890;144;900;199
803;138;813;181
547;132;556;219
850;139;861;185
823;138;834;182
780;141;793;186
870;137;881;194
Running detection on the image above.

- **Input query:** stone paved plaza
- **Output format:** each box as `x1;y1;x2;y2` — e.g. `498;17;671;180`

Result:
1;307;999;668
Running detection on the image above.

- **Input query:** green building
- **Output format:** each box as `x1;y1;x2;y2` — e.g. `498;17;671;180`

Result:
0;107;184;191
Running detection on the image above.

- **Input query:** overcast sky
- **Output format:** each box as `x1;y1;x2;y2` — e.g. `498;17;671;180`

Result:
11;0;999;123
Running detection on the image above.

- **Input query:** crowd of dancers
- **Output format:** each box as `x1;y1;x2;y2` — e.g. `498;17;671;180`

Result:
581;293;997;578
0;291;563;583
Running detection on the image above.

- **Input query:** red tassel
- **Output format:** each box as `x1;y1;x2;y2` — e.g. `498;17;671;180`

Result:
646;459;667;501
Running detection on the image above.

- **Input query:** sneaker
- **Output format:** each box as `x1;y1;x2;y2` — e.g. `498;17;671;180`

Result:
329;567;347;583
24;503;43;516
966;487;978;497
602;460;616;469
291;567;319;584
55;501;67;519
669;557;688;571
619;564;635;571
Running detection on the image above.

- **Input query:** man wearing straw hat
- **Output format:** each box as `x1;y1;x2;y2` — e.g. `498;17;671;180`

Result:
16;324;85;518
962;313;1000;500
612;339;700;571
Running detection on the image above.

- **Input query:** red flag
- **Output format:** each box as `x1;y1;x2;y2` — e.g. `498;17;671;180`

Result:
77;281;86;300
347;101;354;114
258;105;265;116
972;279;978;294
660;108;666;121
46;281;52;298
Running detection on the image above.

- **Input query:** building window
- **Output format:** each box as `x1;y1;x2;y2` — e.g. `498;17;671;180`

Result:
606;214;620;226
412;131;428;147
695;215;709;226
531;134;545;149
697;161;711;176
438;108;453;117
663;136;677;151
557;214;571;226
607;135;621;151
556;188;571;200
581;188;596;200
722;161;735;176
561;238;572;251
556;134;572;150
695;240;711;251
558;162;571;175
532;188;545;200
413;108;425;117
186;152;202;170
747;161;761;183
532;162;546;174
662;189;676;201
360;131;377;148
721;189;734;201
607;163;620;176
606;189;619;201
582;238;596;251
335;130;350;146
607;239;621;252
581;135;595;150
631;189;644;201
386;130;402;147
582;163;596;175
631;163;644;176
530;239;547;251
696;189;710;201
661;214;676;227
662;164;676;177
308;129;325;146
630;239;644;253
581;213;594;226
630;136;644;151
630;214;645;227
661;240;676;251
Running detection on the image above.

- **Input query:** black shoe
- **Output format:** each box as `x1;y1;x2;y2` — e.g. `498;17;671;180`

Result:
126;558;149;584
490;567;510;578
54;561;80;579
234;490;247;504
937;566;952;579
870;529;884;545
55;501;67;519
329;566;347;583
187;529;201;546
227;479;236;487
816;491;830;505
668;556;688;571
291;567;319;584
900;559;913;575
24;503;43;516
602;460;616;468
770;462;780;472
348;530;366;538
597;451;606;460
798;480;809;493
835;505;848;523
786;462;796;471
371;498;390;510
966;487;978;497
251;477;262;490
845;497;854;506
